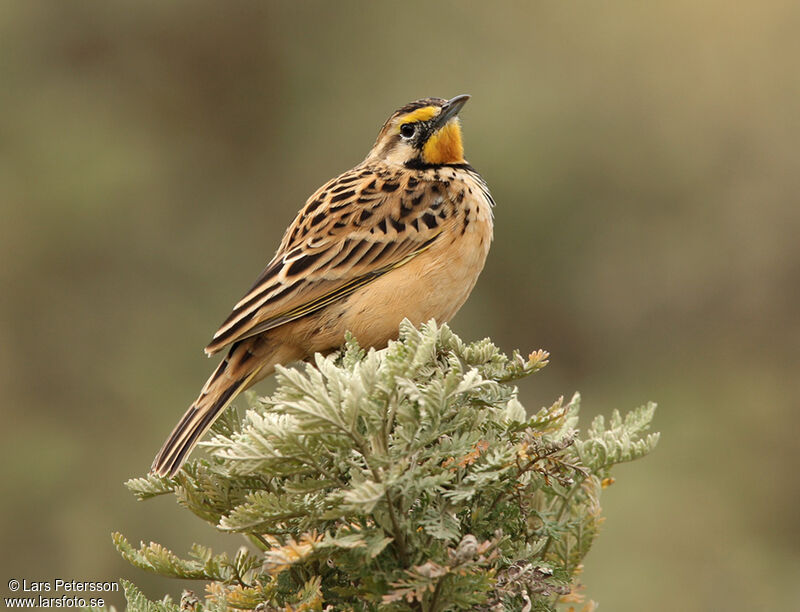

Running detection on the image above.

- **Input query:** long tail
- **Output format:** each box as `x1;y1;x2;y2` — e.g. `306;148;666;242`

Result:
151;342;264;477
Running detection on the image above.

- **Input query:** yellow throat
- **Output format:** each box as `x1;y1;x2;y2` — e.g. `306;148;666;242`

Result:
423;119;464;165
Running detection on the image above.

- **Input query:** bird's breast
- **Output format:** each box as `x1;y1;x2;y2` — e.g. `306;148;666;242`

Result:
331;180;493;349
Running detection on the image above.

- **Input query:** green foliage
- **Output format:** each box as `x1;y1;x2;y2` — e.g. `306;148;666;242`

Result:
117;321;658;611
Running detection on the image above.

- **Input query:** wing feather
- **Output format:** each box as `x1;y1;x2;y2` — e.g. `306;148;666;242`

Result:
205;164;454;354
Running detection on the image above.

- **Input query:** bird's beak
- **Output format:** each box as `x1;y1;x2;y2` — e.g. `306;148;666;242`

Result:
433;94;470;129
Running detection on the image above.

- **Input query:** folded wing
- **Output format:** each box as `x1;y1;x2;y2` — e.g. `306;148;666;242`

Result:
205;166;450;354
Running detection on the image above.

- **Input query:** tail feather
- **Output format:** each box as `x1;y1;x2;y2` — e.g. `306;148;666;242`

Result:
151;344;263;477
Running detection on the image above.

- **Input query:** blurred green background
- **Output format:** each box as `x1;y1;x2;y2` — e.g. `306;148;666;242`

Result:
1;1;798;609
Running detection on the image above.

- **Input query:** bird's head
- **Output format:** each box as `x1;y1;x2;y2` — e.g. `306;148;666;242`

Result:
368;95;470;168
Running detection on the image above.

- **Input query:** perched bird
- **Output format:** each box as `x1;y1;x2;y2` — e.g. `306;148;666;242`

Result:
151;95;495;477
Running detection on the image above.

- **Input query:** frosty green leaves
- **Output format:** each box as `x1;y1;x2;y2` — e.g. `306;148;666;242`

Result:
117;320;658;611
575;402;660;472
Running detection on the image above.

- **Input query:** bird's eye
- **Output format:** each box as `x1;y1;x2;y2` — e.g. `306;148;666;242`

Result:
400;123;416;139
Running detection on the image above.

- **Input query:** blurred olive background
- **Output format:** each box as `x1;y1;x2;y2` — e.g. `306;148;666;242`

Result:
2;1;799;610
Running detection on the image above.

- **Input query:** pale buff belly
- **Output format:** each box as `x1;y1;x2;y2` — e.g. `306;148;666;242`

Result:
289;215;493;353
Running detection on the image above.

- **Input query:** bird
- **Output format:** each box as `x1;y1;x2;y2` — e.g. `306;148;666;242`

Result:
151;94;495;477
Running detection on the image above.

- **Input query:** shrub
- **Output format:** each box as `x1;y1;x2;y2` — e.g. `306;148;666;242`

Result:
116;321;658;611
